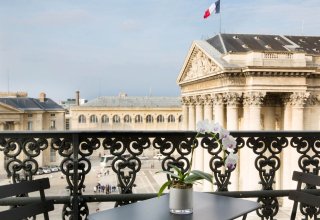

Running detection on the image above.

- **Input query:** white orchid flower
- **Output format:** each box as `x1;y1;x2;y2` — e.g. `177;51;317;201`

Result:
196;119;210;134
225;152;238;170
219;128;230;139
222;135;237;152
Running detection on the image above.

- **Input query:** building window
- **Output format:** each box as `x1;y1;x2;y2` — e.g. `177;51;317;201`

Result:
113;115;120;123
50;120;56;129
90;115;98;123
124;115;132;123
50;148;56;162
101;115;109;123
178;115;183;123
78;115;86;123
50;113;55;117
28;114;33;118
4;122;14;130
135;115;143;123
146;115;153;123
27;121;33;130
157;115;164;123
168;115;175;123
66;119;70;130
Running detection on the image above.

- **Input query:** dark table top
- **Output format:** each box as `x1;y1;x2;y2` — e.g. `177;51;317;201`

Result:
88;192;260;220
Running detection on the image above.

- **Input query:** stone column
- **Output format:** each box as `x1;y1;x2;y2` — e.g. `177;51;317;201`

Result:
263;96;277;130
282;94;292;130
194;96;204;172
187;97;196;130
290;92;308;130
225;92;241;191
225;92;241;130
213;94;225;126
13;121;20;131
203;94;213;191
204;94;213;121
195;96;204;124
0;122;4;131
282;92;309;207
181;97;189;130
239;92;265;191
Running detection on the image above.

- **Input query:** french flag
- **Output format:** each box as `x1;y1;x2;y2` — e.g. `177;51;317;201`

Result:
203;0;220;19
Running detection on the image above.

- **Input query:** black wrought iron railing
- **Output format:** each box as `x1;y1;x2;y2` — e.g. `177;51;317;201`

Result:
0;130;319;219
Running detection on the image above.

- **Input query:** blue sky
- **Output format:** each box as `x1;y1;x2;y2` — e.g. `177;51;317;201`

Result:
0;0;320;102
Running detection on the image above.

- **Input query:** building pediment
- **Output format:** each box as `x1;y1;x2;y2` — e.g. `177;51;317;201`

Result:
177;42;224;85
0;102;22;113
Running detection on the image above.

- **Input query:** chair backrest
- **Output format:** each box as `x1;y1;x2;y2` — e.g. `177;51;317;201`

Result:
289;171;320;220
0;178;54;220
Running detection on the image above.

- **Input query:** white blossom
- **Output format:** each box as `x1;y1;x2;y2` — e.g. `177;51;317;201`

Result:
222;135;237;152
196;119;210;134
225;152;238;170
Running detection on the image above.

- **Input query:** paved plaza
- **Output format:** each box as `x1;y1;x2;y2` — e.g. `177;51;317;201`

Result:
0;157;303;219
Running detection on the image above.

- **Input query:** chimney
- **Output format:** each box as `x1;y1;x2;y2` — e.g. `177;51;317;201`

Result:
39;92;46;102
76;91;80;106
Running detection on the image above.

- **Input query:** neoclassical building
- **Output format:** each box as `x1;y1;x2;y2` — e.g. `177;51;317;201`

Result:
177;34;320;194
0;92;65;171
178;34;320;131
69;93;182;131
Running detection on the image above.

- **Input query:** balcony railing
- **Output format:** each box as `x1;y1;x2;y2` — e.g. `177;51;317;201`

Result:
0;130;319;219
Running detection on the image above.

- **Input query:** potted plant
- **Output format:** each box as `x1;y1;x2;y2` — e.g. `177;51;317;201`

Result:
157;119;238;214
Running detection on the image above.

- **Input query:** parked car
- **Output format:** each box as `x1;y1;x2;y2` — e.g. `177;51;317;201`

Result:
49;165;60;172
153;153;166;160
36;167;44;175
138;155;149;160
42;166;51;174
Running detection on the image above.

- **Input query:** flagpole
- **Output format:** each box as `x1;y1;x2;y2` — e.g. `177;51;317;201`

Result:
219;0;222;33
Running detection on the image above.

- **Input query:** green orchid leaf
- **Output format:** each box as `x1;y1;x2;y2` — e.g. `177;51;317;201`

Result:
158;180;171;197
184;174;203;184
184;171;213;184
168;164;184;179
155;170;180;179
190;170;213;183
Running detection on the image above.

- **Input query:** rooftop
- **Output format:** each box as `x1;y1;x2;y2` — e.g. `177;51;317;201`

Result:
207;34;320;54
82;96;181;108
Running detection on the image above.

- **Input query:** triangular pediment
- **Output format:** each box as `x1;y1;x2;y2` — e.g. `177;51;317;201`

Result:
177;42;223;84
0;103;22;113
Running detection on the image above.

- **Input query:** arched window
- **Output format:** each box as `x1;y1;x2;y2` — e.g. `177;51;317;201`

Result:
168;115;175;123
146;115;153;123
101;115;109;123
124;115;132;123
178;115;183;123
157;115;164;123
135;115;143;123
78;115;86;123
113;115;120;123
90;115;98;123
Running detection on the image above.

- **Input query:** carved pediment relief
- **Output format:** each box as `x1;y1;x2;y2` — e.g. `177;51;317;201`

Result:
181;48;221;82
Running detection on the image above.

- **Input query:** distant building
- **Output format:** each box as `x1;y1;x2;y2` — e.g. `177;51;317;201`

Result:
69;93;182;131
0;92;65;169
59;91;88;130
177;33;320;196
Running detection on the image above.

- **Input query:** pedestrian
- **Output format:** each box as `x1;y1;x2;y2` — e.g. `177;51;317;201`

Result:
93;186;97;193
101;185;105;193
106;184;109;194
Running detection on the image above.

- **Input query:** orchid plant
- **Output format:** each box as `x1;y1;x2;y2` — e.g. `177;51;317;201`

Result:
157;119;238;196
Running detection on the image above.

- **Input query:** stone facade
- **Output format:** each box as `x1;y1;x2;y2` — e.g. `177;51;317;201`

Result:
177;34;320;196
0;92;65;171
69;95;182;131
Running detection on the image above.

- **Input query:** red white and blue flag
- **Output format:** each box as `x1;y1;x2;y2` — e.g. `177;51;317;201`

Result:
203;0;220;19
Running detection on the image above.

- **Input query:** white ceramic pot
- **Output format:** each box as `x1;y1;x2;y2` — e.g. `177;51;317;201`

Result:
169;186;193;214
